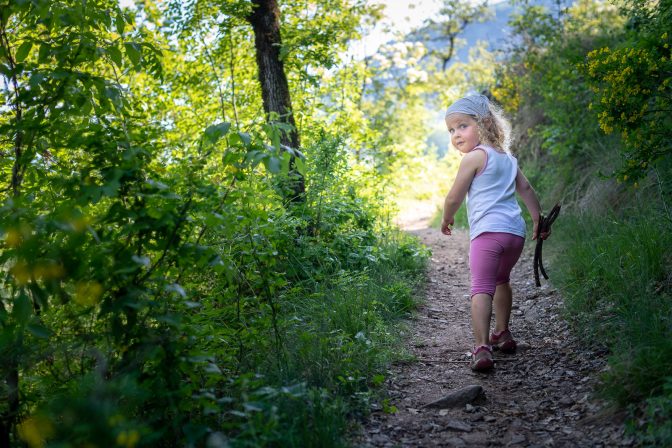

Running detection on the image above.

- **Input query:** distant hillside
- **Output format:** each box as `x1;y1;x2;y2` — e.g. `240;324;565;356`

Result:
409;0;563;64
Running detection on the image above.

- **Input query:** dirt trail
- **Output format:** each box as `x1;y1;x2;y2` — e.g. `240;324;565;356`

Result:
359;223;634;447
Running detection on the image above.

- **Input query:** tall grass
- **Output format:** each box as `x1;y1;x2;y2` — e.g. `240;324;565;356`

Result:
552;205;672;445
225;230;429;447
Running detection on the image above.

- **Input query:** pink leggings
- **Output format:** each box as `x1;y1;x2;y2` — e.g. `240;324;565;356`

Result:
469;232;525;297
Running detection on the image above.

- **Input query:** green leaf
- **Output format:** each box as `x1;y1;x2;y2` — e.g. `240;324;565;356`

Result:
15;41;32;62
116;14;126;35
204;122;231;145
108;46;122;67
279;45;290;61
280;151;291;173
271;131;281;150
38;43;49;63
12;294;32;324
294;156;306;176
124;42;141;66
204;363;222;374
264;156;281;174
372;374;385;386
27;322;52;339
204;213;225;227
146;207;162;219
238;132;251;146
101;179;120;197
29;283;48;310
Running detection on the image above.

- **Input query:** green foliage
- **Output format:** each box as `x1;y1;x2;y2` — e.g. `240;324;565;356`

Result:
640;378;672;446
0;1;428;446
553;206;672;436
584;0;672;183
496;1;672;443
494;0;626;200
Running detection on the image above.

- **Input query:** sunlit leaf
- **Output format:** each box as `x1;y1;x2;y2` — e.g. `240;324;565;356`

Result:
204;122;231;145
294;156;306;176
264;155;281;174
107;46;122;67
124;42;141;66
115;14;125;35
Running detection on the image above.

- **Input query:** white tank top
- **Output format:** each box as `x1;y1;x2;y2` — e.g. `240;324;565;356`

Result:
467;145;526;240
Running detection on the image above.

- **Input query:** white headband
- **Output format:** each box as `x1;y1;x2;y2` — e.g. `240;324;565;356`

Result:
445;94;491;118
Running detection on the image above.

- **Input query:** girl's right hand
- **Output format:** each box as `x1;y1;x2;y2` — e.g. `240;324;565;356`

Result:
532;221;551;240
441;217;454;235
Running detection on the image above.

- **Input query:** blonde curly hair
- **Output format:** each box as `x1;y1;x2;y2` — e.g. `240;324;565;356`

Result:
475;101;512;154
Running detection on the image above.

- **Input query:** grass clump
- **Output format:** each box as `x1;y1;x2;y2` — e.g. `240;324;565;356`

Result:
553;205;672;444
221;230;429;447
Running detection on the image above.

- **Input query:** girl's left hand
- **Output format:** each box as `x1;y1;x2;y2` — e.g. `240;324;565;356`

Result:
532;221;551;240
441;217;454;235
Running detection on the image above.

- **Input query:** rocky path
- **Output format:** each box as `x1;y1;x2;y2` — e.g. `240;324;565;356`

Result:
359;225;634;447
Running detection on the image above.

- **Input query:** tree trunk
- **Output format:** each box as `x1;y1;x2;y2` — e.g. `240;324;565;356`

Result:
0;23;21;448
247;0;305;202
0;368;18;448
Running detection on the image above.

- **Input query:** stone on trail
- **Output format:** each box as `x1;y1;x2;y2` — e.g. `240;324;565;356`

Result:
444;419;473;432
444;436;466;447
422;385;484;409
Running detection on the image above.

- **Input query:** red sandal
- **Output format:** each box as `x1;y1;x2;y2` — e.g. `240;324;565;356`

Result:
471;345;494;371
490;329;517;353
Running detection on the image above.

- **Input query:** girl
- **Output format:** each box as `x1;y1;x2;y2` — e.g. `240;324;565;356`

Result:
441;94;547;372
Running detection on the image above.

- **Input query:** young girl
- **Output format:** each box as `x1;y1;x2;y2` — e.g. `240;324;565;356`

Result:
441;94;547;372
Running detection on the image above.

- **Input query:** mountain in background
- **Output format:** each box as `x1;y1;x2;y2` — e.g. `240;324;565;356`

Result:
409;0;563;64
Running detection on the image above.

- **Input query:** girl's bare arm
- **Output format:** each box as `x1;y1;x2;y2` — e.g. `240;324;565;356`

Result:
441;150;484;235
515;168;543;239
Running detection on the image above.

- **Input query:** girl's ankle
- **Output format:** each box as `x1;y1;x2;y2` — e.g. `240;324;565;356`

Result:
492;328;509;337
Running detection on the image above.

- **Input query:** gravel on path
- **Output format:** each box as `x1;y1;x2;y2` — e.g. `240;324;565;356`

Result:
357;226;633;447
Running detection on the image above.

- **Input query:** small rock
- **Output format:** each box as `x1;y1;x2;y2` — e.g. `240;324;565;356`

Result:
469;412;484;422
462;432;488;445
444;437;466;447
423;385;485;409
371;434;389;444
559;397;574;407
443;419;472;432
422;423;438;432
507;433;527;445
484;415;496;422
465;404;475;413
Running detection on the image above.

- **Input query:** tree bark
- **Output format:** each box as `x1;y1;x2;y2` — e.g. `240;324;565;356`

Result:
247;0;305;202
0;22;21;448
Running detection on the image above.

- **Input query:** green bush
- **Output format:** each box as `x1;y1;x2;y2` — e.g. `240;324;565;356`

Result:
640;378;672;447
554;206;672;410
